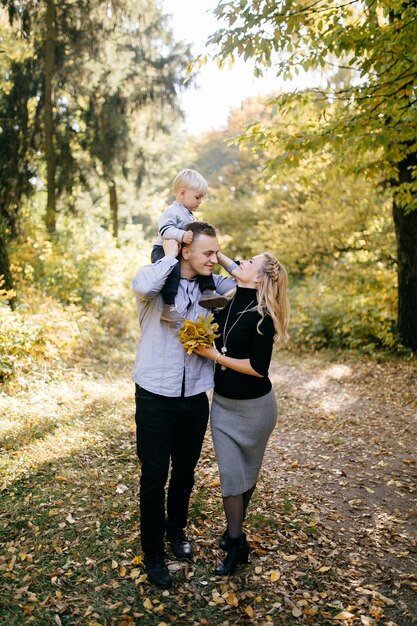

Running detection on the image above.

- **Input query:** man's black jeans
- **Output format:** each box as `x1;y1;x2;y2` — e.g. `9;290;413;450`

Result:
135;385;209;555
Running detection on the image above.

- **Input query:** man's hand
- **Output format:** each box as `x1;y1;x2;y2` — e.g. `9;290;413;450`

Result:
163;238;181;258
182;230;194;244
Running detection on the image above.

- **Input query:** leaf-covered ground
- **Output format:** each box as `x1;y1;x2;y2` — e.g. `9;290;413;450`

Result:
0;345;416;625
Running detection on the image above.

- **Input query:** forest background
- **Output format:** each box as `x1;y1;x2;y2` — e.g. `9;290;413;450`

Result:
1;0;417;373
1;1;417;624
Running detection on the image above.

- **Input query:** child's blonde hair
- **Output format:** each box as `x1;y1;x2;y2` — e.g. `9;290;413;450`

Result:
173;169;208;196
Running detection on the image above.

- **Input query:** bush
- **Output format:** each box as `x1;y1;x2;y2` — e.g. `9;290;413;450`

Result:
2;220;149;380
289;262;400;353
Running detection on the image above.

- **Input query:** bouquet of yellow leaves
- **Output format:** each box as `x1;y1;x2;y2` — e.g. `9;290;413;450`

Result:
178;313;220;355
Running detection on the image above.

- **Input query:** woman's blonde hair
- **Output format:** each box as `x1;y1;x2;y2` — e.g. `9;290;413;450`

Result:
256;253;290;346
173;168;208;195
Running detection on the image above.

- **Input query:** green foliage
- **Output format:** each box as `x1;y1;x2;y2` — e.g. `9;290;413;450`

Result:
290;263;399;353
0;0;191;231
207;0;417;348
186;98;401;353
1;213;149;381
0;304;42;381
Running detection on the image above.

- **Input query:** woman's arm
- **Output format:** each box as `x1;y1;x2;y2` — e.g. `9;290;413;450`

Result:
217;251;241;279
216;251;234;269
194;345;263;378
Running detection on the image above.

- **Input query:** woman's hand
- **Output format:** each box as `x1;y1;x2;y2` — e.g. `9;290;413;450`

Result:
195;345;263;377
194;345;218;361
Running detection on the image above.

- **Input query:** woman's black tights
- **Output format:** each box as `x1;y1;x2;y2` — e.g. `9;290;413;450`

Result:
223;484;256;538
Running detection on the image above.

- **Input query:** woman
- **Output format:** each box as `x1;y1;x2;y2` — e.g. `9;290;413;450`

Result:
195;252;290;575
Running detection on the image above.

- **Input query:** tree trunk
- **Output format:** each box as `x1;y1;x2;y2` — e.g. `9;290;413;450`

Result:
44;0;57;234
0;222;15;309
392;153;417;350
109;180;119;240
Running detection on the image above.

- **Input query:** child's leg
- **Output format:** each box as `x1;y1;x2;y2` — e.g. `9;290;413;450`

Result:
198;274;216;293
161;262;180;306
151;244;164;264
152;245;180;307
153;244;183;323
198;274;230;309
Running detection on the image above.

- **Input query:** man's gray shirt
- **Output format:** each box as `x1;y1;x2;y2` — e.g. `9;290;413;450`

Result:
132;256;236;397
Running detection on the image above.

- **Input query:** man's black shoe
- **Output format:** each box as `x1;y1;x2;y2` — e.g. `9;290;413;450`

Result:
168;530;193;561
144;552;172;589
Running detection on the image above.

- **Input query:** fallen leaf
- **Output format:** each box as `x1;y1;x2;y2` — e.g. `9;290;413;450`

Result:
224;592;239;607
333;611;355;620
131;556;142;565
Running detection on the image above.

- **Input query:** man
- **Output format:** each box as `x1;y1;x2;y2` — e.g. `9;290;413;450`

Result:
132;221;236;589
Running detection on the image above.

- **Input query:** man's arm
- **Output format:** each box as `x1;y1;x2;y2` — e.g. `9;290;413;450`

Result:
132;240;180;300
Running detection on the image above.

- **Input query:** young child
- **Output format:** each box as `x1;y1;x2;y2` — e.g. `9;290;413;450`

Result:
151;168;229;323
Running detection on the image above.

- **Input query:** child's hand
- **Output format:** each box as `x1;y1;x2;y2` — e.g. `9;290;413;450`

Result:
182;230;194;244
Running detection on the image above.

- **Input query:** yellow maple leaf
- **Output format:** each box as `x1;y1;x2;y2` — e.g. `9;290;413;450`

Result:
178;314;220;354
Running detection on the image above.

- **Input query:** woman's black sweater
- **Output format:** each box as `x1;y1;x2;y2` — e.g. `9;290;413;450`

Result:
214;286;275;399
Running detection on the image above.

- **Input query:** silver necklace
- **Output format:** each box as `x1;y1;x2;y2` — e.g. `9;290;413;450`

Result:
220;297;255;360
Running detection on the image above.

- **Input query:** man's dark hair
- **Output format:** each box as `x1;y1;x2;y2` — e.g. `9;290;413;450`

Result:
184;221;217;239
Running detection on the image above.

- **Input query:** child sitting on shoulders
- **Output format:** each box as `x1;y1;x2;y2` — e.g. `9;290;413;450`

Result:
151;168;229;323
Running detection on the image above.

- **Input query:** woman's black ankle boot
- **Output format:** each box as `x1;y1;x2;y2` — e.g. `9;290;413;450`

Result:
214;535;249;576
219;528;230;551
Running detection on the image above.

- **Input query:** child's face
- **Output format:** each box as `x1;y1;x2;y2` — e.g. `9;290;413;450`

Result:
178;188;204;211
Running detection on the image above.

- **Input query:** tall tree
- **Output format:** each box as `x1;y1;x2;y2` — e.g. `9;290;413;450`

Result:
208;0;417;349
0;13;41;295
1;0;191;241
81;2;191;240
44;0;56;233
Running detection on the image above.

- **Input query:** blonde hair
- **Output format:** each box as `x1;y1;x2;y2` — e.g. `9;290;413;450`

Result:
173;169;208;196
256;253;290;346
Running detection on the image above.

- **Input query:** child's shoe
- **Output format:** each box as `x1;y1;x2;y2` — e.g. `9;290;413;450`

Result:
199;290;229;309
161;305;184;324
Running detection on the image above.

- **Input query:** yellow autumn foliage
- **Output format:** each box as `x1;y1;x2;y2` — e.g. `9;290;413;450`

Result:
177;313;220;355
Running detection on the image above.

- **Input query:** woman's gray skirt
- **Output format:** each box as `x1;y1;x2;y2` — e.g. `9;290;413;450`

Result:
210;389;277;497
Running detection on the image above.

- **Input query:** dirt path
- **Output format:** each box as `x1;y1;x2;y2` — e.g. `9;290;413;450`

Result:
262;351;417;625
